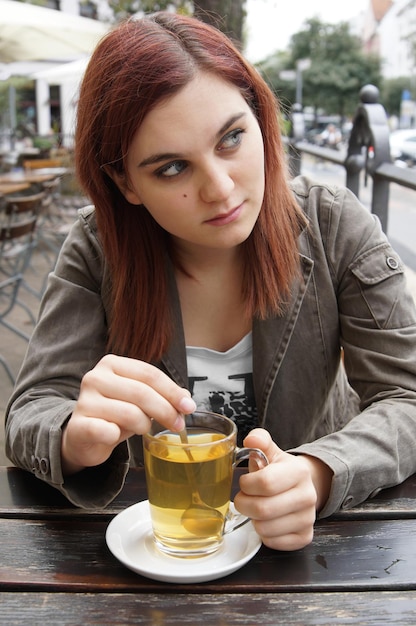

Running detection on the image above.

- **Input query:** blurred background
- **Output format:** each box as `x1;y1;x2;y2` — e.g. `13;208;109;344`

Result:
1;0;414;166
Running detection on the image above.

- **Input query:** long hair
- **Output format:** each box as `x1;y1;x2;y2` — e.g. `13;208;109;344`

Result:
75;12;305;363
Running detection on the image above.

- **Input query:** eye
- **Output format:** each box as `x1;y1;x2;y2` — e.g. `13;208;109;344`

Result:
218;128;245;151
155;160;188;178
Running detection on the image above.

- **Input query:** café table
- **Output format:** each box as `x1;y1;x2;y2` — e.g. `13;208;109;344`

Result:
0;182;31;196
0;168;69;186
0;466;415;625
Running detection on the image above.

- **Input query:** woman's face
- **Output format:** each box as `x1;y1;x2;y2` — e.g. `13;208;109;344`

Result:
119;72;265;255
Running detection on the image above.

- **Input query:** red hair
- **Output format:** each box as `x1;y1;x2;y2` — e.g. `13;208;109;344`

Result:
75;12;305;362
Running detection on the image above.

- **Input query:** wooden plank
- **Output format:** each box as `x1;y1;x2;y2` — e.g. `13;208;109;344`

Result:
0;182;30;195
0;467;147;519
0;169;68;185
0;517;415;592
1;591;416;625
1;467;416;519
23;159;63;170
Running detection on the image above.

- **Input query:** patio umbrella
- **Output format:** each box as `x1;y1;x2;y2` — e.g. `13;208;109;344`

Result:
0;0;109;63
31;56;90;85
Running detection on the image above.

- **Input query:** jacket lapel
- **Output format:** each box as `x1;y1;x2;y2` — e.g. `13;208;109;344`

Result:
160;261;188;388
252;253;314;424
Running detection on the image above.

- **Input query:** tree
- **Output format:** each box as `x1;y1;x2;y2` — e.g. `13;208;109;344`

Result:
257;18;382;120
0;77;35;137
255;51;296;117
193;0;246;45
24;0;246;42
108;0;246;43
301;20;381;118
107;0;191;21
381;77;413;117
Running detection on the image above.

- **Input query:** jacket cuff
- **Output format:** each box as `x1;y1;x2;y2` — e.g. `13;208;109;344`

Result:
289;445;352;517
21;402;130;509
60;443;130;509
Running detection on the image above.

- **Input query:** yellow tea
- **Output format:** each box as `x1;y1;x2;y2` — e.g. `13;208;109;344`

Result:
143;429;235;555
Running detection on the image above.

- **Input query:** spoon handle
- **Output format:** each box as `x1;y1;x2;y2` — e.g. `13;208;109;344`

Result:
178;427;189;445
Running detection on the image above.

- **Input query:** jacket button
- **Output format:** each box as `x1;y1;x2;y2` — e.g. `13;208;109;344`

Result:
341;495;354;509
40;458;49;474
386;256;399;270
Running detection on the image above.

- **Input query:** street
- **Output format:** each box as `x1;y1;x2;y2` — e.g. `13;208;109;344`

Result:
301;155;416;271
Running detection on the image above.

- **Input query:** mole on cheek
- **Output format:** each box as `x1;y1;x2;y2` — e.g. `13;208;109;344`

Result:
183;194;187;198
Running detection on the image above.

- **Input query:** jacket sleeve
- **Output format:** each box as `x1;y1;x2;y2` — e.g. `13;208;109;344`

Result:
5;207;130;509
291;182;416;517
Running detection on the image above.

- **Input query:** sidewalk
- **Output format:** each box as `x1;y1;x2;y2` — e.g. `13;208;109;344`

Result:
1;232;416;466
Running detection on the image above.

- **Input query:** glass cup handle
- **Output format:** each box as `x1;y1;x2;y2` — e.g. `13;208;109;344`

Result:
224;446;269;535
235;446;269;470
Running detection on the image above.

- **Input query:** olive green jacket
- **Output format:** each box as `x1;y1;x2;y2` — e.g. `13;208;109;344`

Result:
6;177;416;516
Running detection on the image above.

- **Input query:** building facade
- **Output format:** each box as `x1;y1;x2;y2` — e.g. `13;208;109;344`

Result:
378;0;416;78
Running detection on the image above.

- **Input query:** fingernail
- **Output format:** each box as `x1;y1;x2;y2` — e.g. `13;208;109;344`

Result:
178;396;196;414
172;415;185;431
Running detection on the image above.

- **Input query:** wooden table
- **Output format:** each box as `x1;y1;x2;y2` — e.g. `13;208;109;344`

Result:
0;182;30;195
0;168;68;185
1;466;415;625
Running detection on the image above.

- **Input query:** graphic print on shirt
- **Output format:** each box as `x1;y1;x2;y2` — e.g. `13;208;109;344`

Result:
188;372;258;447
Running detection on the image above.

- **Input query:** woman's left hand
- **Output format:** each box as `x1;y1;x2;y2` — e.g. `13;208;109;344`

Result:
234;428;333;551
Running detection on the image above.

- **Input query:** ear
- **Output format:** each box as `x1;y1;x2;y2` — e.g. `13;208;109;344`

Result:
103;165;143;206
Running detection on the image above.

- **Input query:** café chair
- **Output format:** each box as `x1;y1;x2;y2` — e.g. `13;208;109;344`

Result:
3;190;45;217
0;215;39;383
2;191;47;299
36;179;75;268
0;352;15;385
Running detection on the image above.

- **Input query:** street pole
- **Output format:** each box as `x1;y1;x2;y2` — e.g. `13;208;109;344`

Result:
8;84;16;150
295;58;311;107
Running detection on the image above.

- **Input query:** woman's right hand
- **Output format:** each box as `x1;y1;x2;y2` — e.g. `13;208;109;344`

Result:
61;354;196;475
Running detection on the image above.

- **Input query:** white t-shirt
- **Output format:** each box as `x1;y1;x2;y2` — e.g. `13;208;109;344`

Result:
186;332;258;445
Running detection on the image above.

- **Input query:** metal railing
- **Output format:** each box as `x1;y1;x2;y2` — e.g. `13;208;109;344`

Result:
286;84;416;235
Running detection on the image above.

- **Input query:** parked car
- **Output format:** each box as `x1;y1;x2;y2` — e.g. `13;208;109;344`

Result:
389;129;416;165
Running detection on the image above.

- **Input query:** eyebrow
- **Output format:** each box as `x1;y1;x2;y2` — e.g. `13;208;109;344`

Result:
138;112;247;168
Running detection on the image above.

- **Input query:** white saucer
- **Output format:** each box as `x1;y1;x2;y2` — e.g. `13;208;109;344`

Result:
106;499;262;583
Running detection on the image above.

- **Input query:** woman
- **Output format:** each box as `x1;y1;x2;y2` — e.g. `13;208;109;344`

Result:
6;12;416;552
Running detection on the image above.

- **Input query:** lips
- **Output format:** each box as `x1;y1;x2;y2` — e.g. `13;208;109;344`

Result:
205;204;243;226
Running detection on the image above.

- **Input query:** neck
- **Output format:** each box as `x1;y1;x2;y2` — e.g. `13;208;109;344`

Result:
171;240;243;279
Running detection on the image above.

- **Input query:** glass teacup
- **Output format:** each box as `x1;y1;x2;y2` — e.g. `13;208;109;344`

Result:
143;411;268;557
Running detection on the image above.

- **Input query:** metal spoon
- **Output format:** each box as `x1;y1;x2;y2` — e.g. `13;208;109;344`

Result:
178;428;225;537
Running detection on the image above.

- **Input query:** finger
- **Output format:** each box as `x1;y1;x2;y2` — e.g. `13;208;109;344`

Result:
77;382;182;435
236;470;317;515
107;355;195;415
243;428;285;488
243;428;282;464
239;453;314;498
257;525;315;552
62;415;124;470
234;492;316;551
252;503;316;551
70;414;123;447
81;355;196;431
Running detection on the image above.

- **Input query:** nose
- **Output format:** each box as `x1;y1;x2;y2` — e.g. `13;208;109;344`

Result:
198;160;234;203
